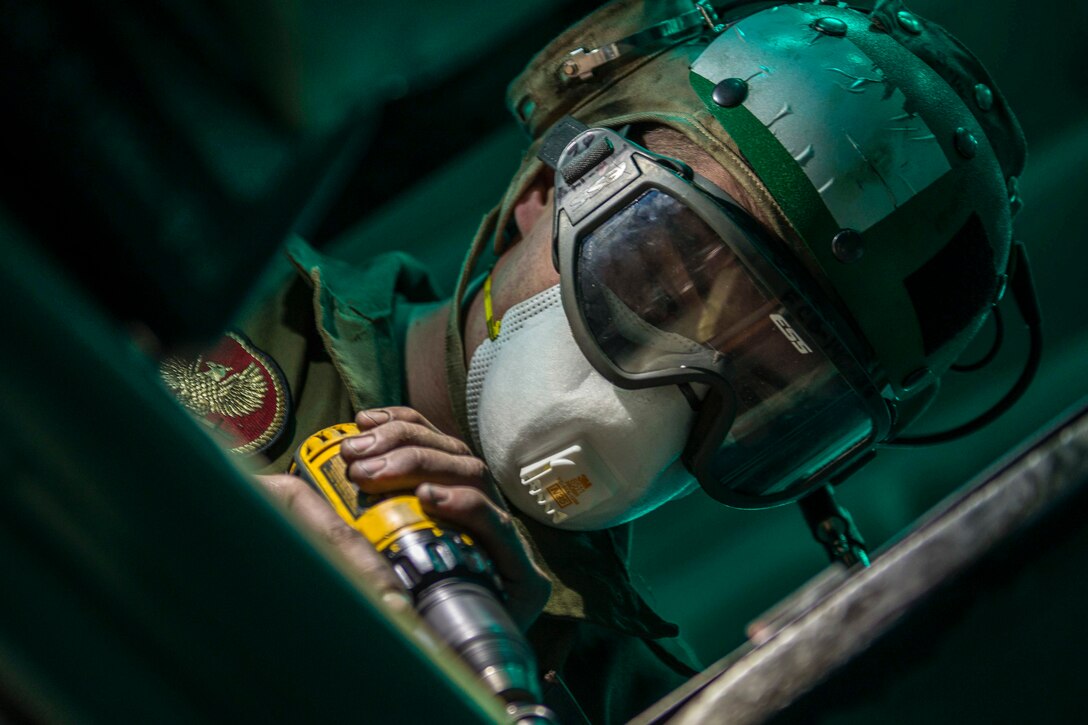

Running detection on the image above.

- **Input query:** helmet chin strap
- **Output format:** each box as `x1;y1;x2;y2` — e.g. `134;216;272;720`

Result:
445;205;501;452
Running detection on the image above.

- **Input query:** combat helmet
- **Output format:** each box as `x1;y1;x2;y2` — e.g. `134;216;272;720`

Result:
450;0;1034;507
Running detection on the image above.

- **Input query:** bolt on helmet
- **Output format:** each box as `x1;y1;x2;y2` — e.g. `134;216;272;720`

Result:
450;0;1028;508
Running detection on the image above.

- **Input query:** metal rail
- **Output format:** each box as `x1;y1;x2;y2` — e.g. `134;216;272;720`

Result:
636;400;1088;724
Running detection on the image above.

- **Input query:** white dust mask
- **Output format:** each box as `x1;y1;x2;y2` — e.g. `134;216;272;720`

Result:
465;285;698;530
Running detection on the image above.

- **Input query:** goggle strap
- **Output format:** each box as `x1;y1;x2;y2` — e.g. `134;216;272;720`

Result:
537;116;588;170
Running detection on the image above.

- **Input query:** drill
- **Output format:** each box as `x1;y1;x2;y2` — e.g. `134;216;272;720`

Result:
290;423;553;722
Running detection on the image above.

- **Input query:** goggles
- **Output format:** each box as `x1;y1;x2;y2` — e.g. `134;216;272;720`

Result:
538;119;892;508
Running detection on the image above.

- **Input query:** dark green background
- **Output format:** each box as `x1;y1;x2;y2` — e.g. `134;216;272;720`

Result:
2;0;1086;721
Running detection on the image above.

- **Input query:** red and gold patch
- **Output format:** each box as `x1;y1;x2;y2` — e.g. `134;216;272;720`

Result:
160;331;290;455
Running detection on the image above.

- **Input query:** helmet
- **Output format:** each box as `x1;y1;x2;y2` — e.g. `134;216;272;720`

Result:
449;0;1028;508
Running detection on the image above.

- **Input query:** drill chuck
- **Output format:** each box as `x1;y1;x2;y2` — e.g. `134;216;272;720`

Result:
378;522;539;704
290;423;551;718
417;579;538;704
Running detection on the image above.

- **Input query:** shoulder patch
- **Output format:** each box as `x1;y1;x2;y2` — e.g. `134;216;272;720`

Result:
160;331;291;455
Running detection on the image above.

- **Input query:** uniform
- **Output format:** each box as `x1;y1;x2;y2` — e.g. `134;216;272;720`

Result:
163;236;694;723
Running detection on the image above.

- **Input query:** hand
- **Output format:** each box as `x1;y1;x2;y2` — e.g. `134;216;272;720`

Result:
253;473;413;616
339;407;551;630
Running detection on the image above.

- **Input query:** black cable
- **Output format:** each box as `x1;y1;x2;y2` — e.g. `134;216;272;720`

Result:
951;305;1004;372
889;242;1041;446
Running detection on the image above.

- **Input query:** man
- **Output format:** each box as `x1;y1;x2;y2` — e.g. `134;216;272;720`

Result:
162;0;1027;721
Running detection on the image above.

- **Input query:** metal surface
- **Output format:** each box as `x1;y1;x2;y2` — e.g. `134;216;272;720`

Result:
635;399;1088;724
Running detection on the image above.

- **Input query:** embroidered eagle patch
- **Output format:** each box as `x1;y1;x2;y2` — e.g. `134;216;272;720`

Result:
160;331;290;455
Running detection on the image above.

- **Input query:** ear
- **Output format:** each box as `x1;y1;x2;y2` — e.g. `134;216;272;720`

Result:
512;167;554;239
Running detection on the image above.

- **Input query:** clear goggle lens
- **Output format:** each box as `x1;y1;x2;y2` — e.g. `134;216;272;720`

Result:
574;188;875;504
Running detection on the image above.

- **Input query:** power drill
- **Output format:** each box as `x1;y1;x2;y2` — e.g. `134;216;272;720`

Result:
290;423;554;723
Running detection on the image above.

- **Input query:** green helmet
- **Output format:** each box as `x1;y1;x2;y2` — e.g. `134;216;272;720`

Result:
488;0;1026;431
446;0;1032;509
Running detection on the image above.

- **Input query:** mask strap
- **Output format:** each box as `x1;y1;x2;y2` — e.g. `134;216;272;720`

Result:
446;205;500;450
484;271;502;341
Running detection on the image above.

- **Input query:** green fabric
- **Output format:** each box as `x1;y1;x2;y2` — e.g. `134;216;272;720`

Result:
231;236;690;718
237;239;438;473
688;72;840;259
285;237;437;412
236;263;356;475
446;206;497;448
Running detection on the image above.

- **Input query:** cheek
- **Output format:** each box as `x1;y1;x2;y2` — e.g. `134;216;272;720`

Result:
495;219;560;313
465;225;560;363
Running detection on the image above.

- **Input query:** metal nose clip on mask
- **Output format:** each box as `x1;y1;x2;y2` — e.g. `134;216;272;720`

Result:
537;118;891;510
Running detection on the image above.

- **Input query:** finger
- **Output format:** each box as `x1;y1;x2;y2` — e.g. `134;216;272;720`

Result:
417;483;551;630
355;406;442;434
254;474;412;615
347;446;488;493
341;420;472;461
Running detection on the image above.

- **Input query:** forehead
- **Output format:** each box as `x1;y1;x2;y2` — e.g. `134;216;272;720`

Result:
635;125;764;225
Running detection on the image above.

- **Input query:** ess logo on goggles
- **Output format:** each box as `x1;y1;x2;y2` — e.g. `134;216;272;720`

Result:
538;118;892;508
770;314;814;355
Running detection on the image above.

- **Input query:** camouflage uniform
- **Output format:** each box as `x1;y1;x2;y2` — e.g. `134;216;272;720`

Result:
227;237;693;723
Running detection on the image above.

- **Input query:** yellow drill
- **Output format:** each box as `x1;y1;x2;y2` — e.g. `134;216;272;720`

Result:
290;423;553;722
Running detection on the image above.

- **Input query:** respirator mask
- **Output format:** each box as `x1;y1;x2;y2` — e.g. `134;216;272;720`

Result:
467;120;891;529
